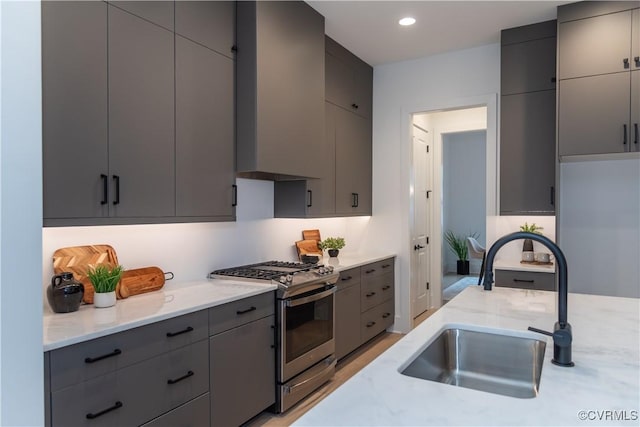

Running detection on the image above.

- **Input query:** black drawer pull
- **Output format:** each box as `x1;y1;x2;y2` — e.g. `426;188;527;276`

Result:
382;312;391;319
84;349;121;364
232;184;238;207
634;123;638;145
366;321;376;328
635;56;640;66
381;264;391;269
167;370;194;385
351;103;359;109
86;401;122;419
623;124;628;145
236;306;256;315
365;269;375;274
382;285;391;291
112;175;120;205
166;326;194;338
623;57;630;68
341;275;353;281
513;279;535;283
365;292;376;297
100;174;108;205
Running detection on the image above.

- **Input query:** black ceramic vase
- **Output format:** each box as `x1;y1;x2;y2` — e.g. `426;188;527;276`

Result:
523;238;534;252
456;260;470;275
328;249;339;258
47;272;84;313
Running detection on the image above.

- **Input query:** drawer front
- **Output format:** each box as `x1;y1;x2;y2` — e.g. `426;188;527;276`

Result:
50;310;208;391
141;393;209;427
360;273;394;312
209;291;275;336
361;258;395;280
335;283;361;360
337;267;361;289
360;299;395;344
51;340;209;427
495;269;556;291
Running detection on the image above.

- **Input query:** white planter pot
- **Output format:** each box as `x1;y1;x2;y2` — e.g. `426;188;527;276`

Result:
93;291;116;308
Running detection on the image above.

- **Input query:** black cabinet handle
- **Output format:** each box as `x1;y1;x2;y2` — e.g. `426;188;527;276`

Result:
513;279;535;283
550;186;555;206
635;56;640;66
84;349;121;364
382;264;391;269
112;175;120;205
236;306;256;315
623;58;630;68
167;370;194;385
341;275;353;281
351;103;359;109
382;285;391;291
365;292;376;297
366;321;376;328
365;269;375;274
232;184;237;207
86;401;123;419
355;193;359;207
231;45;237;52
382;312;391;319
623;124;628;145
550;77;556;83
307;190;313;208
634;123;638;145
100;174;108;205
351;193;358;208
166;326;194;338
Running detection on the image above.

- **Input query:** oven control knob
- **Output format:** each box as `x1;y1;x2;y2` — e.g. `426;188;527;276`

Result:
279;276;287;284
326;266;334;273
286;274;293;283
318;267;326;274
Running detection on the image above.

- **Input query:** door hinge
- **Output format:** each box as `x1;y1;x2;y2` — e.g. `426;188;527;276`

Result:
426;237;429;244
426;145;430;153
426;190;431;199
426;282;430;290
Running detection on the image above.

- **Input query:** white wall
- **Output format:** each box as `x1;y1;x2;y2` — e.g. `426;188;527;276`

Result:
559;158;640;298
369;43;500;332
443;130;486;274
0;1;44;425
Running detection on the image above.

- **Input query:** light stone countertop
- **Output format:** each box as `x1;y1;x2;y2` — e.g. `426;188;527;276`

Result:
294;286;640;426
494;258;556;274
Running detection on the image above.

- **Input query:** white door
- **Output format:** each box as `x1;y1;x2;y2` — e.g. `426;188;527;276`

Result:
411;125;432;318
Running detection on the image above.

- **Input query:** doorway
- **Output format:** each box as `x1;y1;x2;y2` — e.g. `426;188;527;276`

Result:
409;106;488;322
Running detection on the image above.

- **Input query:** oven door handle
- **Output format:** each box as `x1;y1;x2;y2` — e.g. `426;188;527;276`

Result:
284;357;337;394
286;286;336;307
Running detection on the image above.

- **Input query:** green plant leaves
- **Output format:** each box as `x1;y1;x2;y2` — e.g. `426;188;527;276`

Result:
87;264;124;293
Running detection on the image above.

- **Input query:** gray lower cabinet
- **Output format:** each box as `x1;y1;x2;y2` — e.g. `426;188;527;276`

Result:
108;1;175;31
141;392;210;427
175;1;235;58
494;269;556;291
335;268;361;360
208;292;276;426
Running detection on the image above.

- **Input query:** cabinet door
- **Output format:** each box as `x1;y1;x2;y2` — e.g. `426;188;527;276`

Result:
335;284;361;360
500;91;556;214
501;37;557;95
559;10;632;79
558;73;631;156
109;1;174;31
633;70;640;151
634;9;640;70
210;316;275;427
42;1;108;221
352;59;373;120
308;101;337;216
325;50;353;112
175;36;235;218
175;1;235;58
335;106;372;215
108;6;175;218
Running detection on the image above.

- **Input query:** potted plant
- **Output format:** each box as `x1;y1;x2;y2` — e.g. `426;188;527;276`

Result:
444;231;478;275
87;264;123;308
519;222;544;252
318;237;345;258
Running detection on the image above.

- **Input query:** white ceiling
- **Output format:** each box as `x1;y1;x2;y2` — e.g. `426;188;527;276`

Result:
307;1;571;66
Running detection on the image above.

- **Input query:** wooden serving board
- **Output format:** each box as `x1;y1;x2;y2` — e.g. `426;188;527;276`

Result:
296;239;322;259
302;229;321;242
52;245;119;304
118;267;169;299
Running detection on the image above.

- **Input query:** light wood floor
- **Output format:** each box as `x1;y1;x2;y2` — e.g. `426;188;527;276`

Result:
246;308;439;427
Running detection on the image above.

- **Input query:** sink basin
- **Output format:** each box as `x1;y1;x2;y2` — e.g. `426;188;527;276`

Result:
401;327;546;398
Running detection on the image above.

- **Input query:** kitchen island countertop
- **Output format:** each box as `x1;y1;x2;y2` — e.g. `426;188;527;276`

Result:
294;286;640;426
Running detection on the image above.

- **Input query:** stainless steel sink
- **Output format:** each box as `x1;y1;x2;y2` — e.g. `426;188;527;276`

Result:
401;327;546;398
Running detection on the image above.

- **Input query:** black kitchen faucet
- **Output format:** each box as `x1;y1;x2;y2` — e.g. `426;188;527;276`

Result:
482;231;575;367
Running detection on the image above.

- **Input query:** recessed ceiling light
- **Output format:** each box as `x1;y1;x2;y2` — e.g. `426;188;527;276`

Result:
399;17;416;26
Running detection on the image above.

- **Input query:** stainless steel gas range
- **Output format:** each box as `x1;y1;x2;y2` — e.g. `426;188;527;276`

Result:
211;260;339;413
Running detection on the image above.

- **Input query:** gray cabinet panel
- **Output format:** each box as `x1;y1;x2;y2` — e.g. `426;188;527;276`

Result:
325;50;353;111
336;283;361;360
559;10;633;79
237;1;325;178
176;36;235;218
361;273;394;313
141;392;209;427
361;258;395;279
500;91;556;214
360;299;394;345
175;1;235;58
208;292;275;335
633;70;640;151
108;6;175;218
558;1;639;23
210;315;275;427
42;1;108;221
109;1;174;31
495;269;556;291
558;73;631;156
501;19;557;44
501;36;556;95
334;105;372;215
337;267;361;289
634;9;640;70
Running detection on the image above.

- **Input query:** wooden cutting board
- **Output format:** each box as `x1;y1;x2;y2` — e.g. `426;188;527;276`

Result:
52;245;119;304
118;267;170;299
295;239;322;258
302;229;321;242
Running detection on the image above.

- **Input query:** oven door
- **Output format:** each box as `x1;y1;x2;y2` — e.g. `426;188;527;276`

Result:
279;285;336;382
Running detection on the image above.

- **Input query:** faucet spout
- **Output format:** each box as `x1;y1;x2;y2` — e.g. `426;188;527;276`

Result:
482;231;574;367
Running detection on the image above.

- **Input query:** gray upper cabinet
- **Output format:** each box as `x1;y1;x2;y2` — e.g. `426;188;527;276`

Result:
175;35;235;219
334;104;372;216
236;1;325;178
42;1;108;221
108;6;175;218
109;1;174;31
175;1;235;58
500;20;556;215
557;1;640;157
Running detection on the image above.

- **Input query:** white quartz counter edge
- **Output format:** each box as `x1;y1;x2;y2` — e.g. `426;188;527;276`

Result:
43;279;277;351
294;287;640;426
317;253;395;272
494;258;556;273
